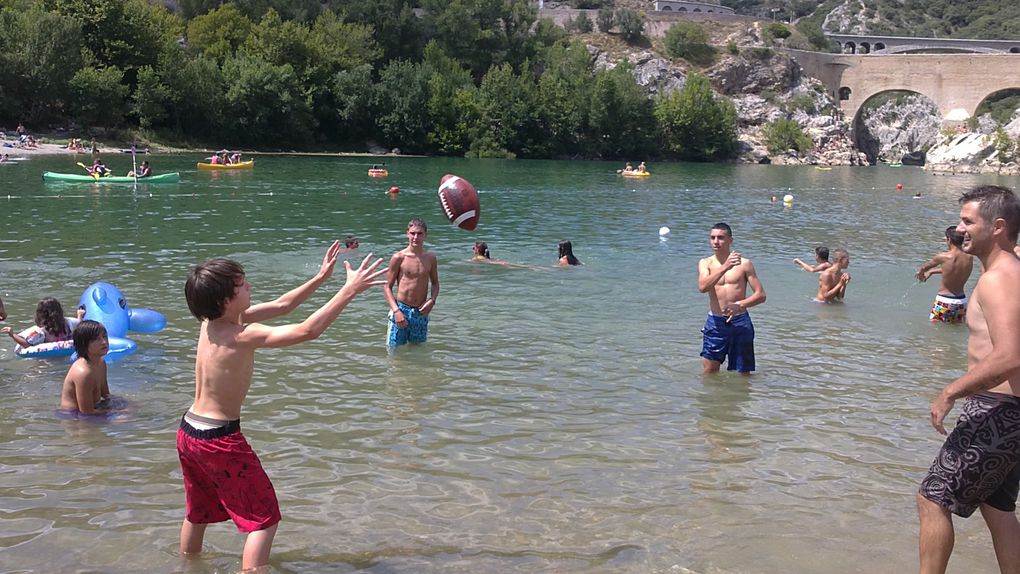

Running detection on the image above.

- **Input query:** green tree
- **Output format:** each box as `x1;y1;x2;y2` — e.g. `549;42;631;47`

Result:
473;62;543;158
663;22;715;66
422;0;537;79
763;118;813;154
993;127;1014;164
132;66;175;129
373;59;431;151
615;9;644;43
186;4;254;62
422;42;478;155
221;55;314;145
587;64;656;159
70;66;130;129
0;4;82;125
536;41;595;156
324;64;375;143
654;73;737;161
596;7;614;33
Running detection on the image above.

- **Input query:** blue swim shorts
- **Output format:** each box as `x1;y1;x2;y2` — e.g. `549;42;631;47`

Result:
700;312;755;373
387;301;429;347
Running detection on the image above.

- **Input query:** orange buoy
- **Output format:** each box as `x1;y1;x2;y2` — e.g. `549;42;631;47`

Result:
896;183;903;191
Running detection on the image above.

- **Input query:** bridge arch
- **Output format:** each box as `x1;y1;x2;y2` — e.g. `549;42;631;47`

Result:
852;90;941;164
973;88;1020;124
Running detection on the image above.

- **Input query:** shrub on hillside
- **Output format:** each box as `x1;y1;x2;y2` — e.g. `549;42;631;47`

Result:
664;22;715;66
615;9;643;43
763;118;813;154
596;8;614;33
763;22;791;43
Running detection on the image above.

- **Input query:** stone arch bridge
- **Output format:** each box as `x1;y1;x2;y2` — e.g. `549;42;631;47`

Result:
786;50;1020;125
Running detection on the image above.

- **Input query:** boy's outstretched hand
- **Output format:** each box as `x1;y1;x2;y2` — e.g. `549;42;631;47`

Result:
344;254;388;294
318;240;342;279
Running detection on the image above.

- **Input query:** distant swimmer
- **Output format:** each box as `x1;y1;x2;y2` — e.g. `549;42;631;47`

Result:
697;222;766;374
557;240;581;266
472;242;531;268
915;226;974;324
814;248;850;303
793;246;832;273
917;185;1020;574
637;161;647;173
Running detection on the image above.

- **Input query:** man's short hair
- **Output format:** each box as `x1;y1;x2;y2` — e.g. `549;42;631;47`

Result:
185;258;245;321
945;226;964;248
408;217;427;232
711;222;732;237
73;320;107;360
832;248;849;261
815;246;830;261
959;185;1020;243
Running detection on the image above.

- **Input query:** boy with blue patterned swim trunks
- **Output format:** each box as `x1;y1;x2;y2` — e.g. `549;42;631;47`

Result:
697;223;766;374
385;218;440;347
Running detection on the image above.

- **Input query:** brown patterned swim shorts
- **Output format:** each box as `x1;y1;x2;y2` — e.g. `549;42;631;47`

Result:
919;392;1020;517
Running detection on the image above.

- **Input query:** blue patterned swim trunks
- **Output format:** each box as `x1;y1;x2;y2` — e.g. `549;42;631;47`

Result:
387;301;429;347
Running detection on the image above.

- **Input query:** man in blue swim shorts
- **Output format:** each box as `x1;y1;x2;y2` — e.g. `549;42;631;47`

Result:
918;185;1020;574
697;222;766;374
384;218;439;348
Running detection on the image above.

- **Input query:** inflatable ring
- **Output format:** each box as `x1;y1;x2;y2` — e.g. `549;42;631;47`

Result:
15;339;74;358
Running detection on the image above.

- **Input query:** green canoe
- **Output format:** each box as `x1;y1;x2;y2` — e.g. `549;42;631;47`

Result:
42;171;181;183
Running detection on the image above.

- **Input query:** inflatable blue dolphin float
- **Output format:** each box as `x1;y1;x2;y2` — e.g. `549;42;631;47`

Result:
76;282;166;362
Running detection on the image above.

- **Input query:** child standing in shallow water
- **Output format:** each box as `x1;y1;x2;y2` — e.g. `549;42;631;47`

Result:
178;242;386;572
2;297;82;349
59;320;111;415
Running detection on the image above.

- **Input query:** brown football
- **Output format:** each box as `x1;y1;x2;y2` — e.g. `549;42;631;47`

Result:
438;174;480;231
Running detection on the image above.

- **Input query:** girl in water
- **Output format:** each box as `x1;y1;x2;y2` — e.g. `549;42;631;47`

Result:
558;240;582;266
2;297;82;349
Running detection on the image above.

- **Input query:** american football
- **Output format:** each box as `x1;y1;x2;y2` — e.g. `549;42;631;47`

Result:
438;174;480;231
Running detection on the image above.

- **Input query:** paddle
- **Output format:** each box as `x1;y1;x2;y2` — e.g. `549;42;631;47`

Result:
77;161;100;180
131;143;137;185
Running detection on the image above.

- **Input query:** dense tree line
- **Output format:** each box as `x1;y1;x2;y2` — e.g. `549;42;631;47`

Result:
0;0;737;160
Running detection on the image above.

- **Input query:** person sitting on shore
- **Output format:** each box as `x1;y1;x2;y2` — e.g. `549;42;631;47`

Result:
127;161;152;178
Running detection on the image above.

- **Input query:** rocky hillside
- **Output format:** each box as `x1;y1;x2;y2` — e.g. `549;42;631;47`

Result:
719;0;1020;40
581;18;866;165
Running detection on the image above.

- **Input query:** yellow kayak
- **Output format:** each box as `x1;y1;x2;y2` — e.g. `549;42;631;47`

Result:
197;160;255;170
621;170;651;177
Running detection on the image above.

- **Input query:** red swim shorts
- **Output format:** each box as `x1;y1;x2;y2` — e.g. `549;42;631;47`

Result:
177;417;281;532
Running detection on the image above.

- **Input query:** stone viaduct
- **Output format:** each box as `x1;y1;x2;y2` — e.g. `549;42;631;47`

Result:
786;50;1020;125
827;33;1020;55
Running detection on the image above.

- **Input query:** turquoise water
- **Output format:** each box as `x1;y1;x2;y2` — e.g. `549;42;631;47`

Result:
1;155;1018;573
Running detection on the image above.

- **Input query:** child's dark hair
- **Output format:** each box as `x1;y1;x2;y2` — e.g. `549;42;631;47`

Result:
185;258;246;320
35;297;70;339
408;217;427;231
815;246;830;261
344;235;358;248
945;226;965;248
475;241;491;259
558;240;581;265
73;320;107;360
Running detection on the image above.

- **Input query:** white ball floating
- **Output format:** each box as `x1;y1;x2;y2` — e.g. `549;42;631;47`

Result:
659;226;671;236
783;194;794;204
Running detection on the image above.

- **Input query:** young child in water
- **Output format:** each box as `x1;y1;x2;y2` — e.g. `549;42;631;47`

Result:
178;242;386;572
793;246;833;273
59;320;111;415
1;297;83;349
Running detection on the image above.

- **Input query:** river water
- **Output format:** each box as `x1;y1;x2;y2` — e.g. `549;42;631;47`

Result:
1;155;1017;573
